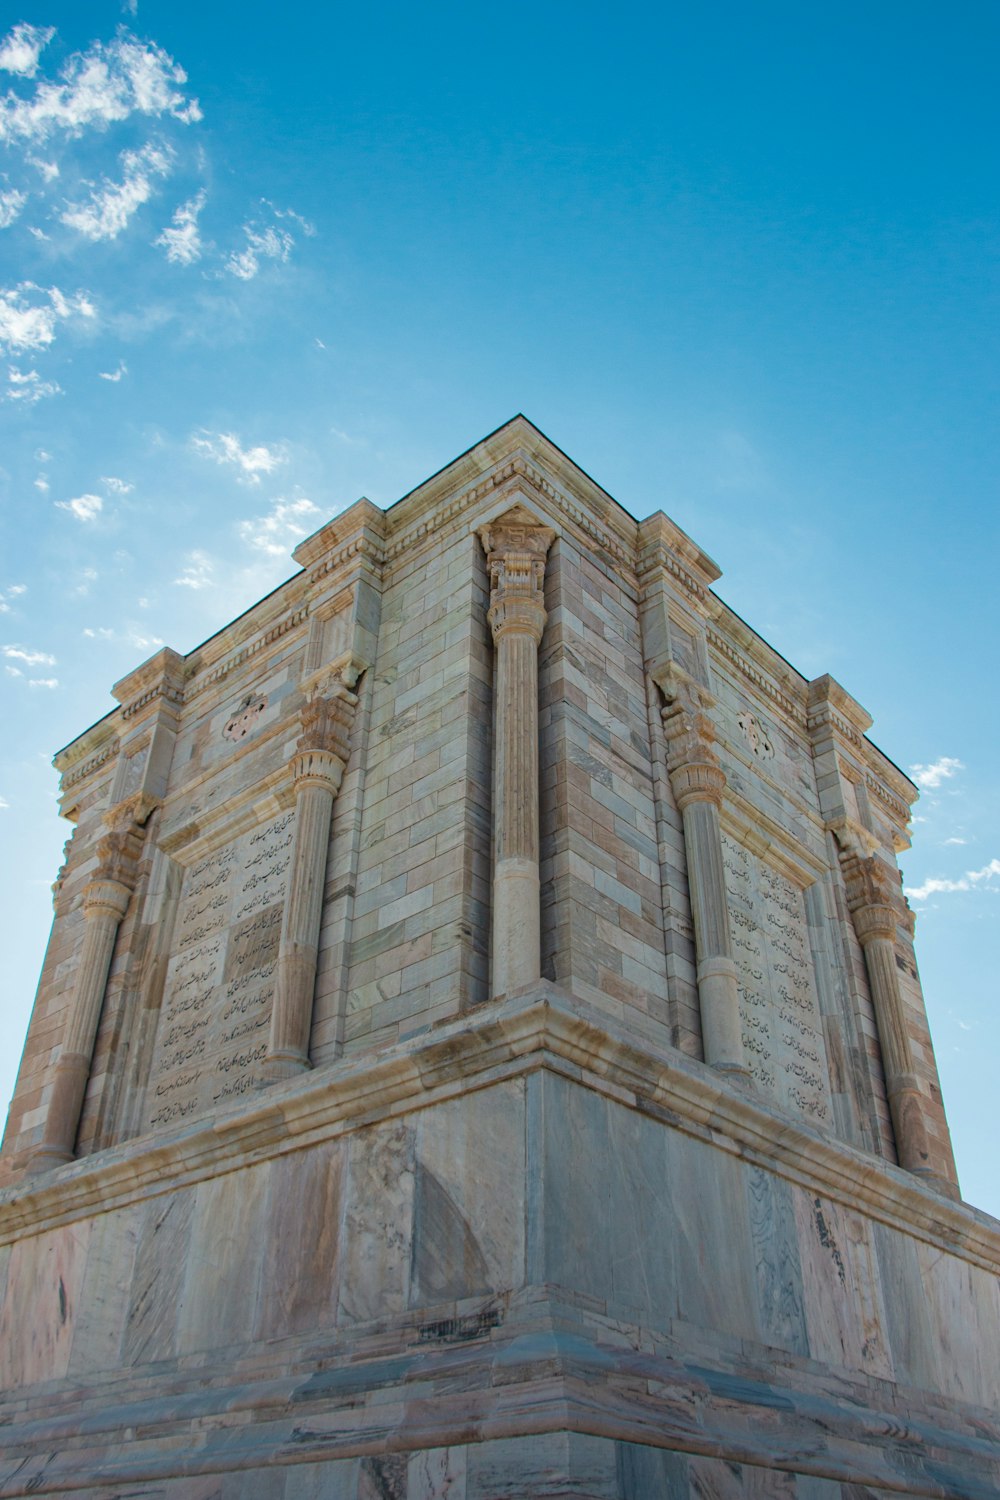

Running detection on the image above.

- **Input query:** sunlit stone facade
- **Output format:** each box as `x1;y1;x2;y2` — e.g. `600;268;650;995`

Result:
2;417;997;1496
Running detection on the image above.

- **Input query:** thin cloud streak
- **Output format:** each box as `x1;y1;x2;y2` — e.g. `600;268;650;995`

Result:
910;756;964;791
238;496;321;557
905;858;1000;903
61;141;174;241
155;189;205;265
192;430;284;483
55;493;103;521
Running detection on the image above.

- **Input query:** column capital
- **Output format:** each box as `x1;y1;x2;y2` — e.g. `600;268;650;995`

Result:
292;687;358;791
839;851;902;945
88;806;149;904
478;505;555;646
658;667;725;808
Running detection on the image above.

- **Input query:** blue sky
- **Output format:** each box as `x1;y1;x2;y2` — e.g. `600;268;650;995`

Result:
1;2;997;1214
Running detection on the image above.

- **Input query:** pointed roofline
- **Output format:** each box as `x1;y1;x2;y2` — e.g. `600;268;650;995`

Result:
387;412;632;517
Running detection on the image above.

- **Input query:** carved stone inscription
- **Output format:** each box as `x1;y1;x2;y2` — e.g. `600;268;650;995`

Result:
722;834;832;1126
145;811;294;1130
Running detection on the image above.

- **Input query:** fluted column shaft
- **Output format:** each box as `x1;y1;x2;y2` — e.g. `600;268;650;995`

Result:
265;693;354;1081
851;896;931;1176
492;617;544;995
479;509;555;999
663;688;747;1078
28;815;143;1174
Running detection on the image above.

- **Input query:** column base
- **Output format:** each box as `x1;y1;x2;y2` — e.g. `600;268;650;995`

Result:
262;1052;312;1083
23;1144;74;1176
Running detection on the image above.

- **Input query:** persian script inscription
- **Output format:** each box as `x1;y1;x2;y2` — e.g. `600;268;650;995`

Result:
145;811;294;1130
722;835;832;1125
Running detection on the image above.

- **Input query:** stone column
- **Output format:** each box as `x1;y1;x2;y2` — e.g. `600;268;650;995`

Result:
27;806;146;1172
479;508;555;997
661;677;747;1077
265;686;357;1080
842;852;933;1178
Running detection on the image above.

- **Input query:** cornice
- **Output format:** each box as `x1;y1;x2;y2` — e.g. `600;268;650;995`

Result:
56;727;120;790
707;621;806;727
3;986;997;1274
864;768;914;825
382;449;638;585
182;606;310;707
638;537;712;609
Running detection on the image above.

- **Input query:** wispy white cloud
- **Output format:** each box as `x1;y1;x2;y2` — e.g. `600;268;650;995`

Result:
99;361;127;382
192;430;284;484
102;474;132;493
61;140;173;240
174;549;214;589
4;365;61;403
910;756;964;791
0;584;26;613
226;223;294;281
0;187;25;226
28;156;58;182
0;31;201;145
55;492;102;521
905;857;1000;903
71;567;98;597
0;24;55;79
943;837;968;847
224;201;312;281
28;676;58;689
34;473;49;493
0;281;95;352
155;188;205;265
84;623;163;650
0;794;8;809
238;496;321;557
3;644;55;666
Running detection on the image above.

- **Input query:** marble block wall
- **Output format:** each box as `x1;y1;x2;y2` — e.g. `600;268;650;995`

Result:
0;416;995;1495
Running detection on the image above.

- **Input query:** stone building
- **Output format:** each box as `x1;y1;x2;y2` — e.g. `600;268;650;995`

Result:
1;415;998;1497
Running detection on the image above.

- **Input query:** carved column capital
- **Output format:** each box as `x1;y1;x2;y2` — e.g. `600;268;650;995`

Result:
660;675;725;810
840;852;902;945
668;759;727;811
478;506;555;647
292;688;358;790
87;816;147;908
82;876;133;922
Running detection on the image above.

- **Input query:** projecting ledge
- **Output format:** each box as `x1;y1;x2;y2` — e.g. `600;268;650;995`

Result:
2;983;998;1274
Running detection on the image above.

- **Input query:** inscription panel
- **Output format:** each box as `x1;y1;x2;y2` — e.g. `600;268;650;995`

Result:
145;811;294;1130
722;834;832;1126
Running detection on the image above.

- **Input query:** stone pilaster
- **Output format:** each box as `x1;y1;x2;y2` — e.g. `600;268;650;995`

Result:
479;506;555;997
660;669;747;1077
840;849;943;1186
265;678;359;1080
26;796;151;1172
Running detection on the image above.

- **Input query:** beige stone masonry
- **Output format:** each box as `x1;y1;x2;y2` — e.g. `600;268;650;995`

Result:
479;505;555;997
